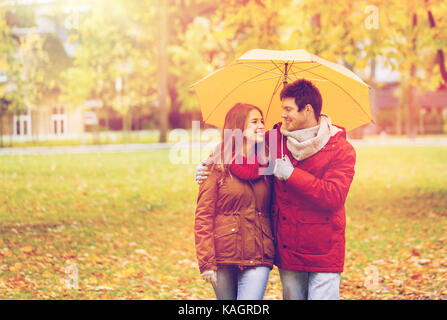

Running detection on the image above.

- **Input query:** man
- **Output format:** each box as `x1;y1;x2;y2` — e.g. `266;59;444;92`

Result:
196;79;356;300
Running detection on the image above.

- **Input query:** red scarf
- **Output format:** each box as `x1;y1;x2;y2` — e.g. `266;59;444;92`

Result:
229;152;269;180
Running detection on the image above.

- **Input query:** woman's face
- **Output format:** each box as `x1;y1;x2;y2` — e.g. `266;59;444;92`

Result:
244;109;265;144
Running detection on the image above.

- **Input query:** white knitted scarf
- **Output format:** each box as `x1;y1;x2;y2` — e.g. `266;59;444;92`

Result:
280;114;342;161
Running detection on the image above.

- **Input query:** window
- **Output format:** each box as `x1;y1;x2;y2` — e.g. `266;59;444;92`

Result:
51;106;67;135
13;109;31;136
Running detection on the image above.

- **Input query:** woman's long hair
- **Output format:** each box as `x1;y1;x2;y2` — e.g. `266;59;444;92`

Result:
210;103;269;184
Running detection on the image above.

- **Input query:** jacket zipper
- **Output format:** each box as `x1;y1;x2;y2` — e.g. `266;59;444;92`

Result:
247;180;263;263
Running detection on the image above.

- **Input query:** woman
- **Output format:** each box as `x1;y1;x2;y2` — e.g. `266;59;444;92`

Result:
194;102;275;300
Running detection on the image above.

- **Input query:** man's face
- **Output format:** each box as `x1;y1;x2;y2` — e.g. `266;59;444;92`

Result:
281;97;311;131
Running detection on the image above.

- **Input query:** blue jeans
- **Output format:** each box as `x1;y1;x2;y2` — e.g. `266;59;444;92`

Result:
279;269;341;300
212;265;270;300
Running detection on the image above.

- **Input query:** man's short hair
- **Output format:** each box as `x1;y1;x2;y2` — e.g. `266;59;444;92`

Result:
280;79;322;121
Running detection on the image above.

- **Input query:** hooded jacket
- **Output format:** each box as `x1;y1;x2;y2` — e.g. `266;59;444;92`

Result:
268;122;356;272
195;161;275;274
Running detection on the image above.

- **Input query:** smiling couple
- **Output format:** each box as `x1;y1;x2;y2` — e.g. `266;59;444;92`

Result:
194;79;356;300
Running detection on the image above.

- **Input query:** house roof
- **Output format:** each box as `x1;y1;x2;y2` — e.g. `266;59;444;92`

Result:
371;83;400;108
372;82;447;108
416;90;447;108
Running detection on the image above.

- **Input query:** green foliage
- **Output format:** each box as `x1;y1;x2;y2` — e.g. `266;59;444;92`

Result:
0;5;65;115
1;0;447;131
60;0;158;115
169;21;217;111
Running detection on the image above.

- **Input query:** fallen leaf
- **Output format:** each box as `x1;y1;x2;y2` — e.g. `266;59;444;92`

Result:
23;246;34;254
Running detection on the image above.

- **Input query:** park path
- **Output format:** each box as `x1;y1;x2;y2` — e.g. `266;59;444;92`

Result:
0;142;180;155
0;138;447;155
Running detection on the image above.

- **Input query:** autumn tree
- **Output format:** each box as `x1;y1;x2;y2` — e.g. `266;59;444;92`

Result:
61;0;158;138
0;5;51;146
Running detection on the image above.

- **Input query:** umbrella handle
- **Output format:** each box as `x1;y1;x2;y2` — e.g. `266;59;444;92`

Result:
283;62;288;87
281;133;285;159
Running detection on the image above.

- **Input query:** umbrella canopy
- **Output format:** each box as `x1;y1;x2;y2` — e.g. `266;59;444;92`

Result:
191;49;372;131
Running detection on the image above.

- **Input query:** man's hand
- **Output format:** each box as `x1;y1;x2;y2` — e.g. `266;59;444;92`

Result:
200;269;217;287
195;156;213;184
273;156;294;181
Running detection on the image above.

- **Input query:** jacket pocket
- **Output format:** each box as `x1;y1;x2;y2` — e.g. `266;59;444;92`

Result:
295;211;332;255
214;222;239;258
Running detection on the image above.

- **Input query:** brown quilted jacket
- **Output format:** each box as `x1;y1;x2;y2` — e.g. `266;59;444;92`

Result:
194;165;275;273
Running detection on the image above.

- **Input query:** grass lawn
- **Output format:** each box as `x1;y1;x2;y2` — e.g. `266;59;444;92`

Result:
1;132;162;148
0;128;220;148
0;146;446;299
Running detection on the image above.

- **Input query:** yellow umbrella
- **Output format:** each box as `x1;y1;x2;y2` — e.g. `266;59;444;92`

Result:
191;49;372;131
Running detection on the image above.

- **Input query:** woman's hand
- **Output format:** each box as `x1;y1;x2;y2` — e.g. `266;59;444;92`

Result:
200;269;217;287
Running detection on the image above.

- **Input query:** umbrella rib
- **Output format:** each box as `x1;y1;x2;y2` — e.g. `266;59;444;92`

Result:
265;73;283;121
289;66;329;82
288;64;323;77
204;66;279;123
289;65;318;81
301;67;372;122
270;60;286;75
246;75;283;83
237;63;283;75
288;60;295;72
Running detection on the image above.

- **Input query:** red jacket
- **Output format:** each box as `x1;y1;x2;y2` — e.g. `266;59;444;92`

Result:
266;122;356;273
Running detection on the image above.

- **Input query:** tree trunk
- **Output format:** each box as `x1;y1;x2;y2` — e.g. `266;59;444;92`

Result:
406;85;418;138
396;103;402;135
157;0;169;142
0;113;3;148
122;108;132;142
168;81;182;128
407;13;418;138
370;57;376;84
427;7;447;86
123;110;130;132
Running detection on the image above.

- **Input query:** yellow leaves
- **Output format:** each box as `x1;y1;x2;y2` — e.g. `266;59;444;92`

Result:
34;212;45;219
67;34;79;44
122;267;136;277
135;249;149;256
352;253;369;266
94;285;113;291
86;254;99;265
0;57;9;72
88;277;98;286
10;262;22;273
0;248;13;258
22;246;34;254
0;149;445;300
43;270;52;278
177;259;197;269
